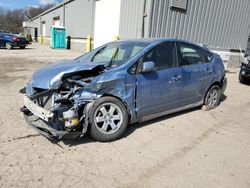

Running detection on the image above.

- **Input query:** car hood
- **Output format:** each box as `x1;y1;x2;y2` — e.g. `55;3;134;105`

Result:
26;60;104;94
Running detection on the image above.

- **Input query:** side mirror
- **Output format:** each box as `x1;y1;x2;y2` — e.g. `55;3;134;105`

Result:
142;61;155;73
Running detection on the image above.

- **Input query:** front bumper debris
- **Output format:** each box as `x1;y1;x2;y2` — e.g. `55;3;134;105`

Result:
23;95;54;121
21;95;82;140
21;107;82;140
23;112;67;139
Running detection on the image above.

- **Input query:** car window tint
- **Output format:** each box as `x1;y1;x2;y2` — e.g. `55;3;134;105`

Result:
143;42;177;70
178;43;204;66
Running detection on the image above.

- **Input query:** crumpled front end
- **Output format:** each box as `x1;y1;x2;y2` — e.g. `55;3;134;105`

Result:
20;89;90;139
20;62;105;140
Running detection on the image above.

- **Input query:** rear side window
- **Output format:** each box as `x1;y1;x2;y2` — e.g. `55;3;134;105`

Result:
177;43;204;66
203;50;213;62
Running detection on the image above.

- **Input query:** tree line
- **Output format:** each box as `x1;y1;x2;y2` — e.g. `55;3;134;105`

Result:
0;4;54;33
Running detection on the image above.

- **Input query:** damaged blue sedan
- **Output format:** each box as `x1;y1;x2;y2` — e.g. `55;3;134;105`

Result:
20;39;227;141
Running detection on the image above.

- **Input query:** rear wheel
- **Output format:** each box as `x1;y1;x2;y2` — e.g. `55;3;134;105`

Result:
20;46;26;49
202;85;221;110
89;97;129;142
5;42;12;50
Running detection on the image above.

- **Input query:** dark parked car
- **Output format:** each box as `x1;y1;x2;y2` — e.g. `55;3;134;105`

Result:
239;56;250;83
0;32;29;49
20;39;227;142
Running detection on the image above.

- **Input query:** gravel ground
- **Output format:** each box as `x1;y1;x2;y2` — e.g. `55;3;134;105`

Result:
0;43;250;188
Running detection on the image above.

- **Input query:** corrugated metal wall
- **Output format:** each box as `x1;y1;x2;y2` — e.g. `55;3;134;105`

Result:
65;0;95;38
148;0;250;50
119;0;146;39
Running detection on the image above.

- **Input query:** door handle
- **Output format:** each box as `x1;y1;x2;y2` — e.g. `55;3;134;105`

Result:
206;70;213;74
172;75;182;81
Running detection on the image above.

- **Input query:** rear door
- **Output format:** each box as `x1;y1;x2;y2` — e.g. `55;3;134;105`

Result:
135;42;182;117
176;42;214;105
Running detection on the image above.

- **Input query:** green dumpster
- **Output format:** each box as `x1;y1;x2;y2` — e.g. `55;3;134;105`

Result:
51;26;66;49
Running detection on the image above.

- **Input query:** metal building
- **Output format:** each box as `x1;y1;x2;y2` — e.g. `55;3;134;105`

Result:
23;0;250;54
23;0;95;51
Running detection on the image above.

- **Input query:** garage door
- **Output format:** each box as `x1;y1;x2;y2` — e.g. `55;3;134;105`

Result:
94;0;121;48
42;22;46;37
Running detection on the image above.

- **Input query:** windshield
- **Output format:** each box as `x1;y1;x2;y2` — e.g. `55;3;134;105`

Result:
76;41;150;68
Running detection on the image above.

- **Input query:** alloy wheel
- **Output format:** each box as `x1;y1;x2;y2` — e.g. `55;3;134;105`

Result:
207;88;219;107
5;42;12;50
93;102;123;135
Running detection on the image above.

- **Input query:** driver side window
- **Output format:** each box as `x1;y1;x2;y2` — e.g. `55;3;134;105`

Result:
142;42;177;71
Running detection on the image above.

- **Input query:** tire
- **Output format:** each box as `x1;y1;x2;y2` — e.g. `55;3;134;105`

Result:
239;73;245;83
5;42;12;50
20;46;26;49
89;96;129;142
202;85;221;110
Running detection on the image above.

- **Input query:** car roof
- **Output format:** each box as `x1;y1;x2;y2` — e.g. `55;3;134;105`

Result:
115;38;208;51
0;33;18;37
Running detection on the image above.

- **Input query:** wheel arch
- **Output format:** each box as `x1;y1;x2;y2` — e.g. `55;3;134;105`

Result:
203;81;221;104
4;40;12;45
210;81;221;88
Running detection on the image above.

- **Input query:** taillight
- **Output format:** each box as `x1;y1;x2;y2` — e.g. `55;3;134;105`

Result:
13;36;20;42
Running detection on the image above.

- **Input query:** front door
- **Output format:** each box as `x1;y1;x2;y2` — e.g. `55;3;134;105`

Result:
136;42;182;118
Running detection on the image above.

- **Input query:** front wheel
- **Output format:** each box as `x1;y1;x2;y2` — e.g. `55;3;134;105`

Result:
20;46;26;49
89;97;129;142
202;85;221;110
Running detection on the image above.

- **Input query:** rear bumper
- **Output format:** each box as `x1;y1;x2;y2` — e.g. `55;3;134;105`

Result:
14;41;27;47
221;77;227;94
239;68;250;79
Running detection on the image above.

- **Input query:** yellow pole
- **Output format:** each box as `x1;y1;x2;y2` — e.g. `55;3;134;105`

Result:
86;34;91;52
114;36;120;41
